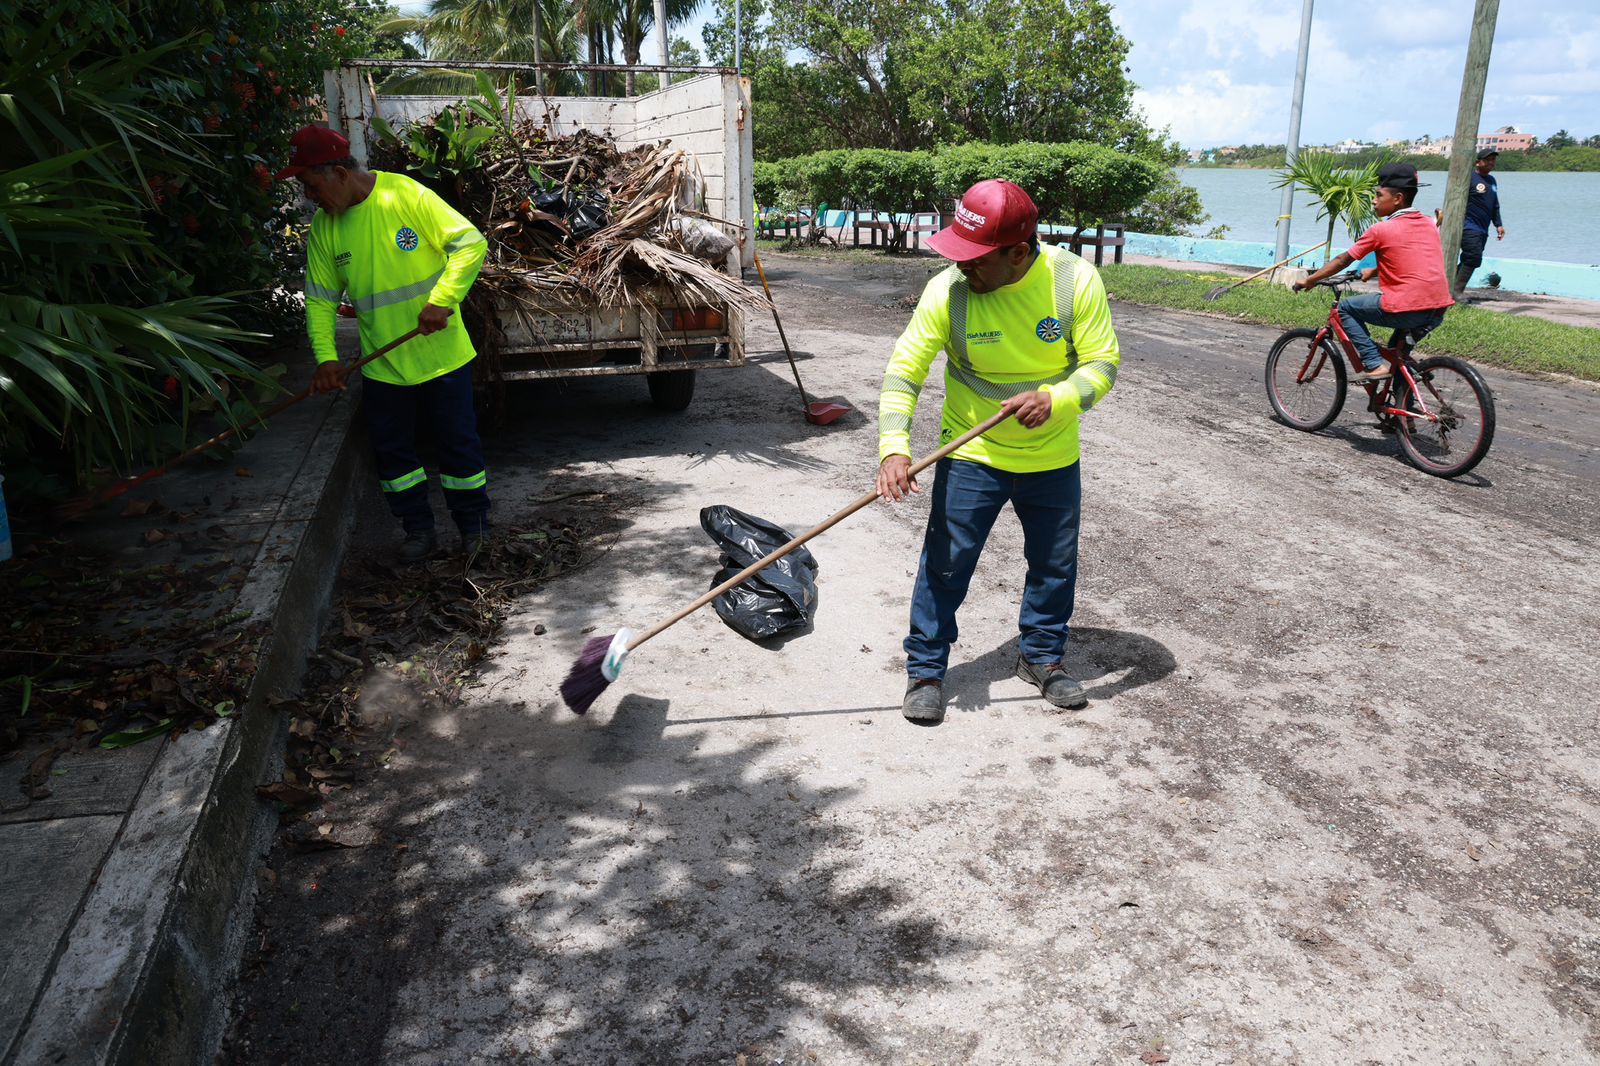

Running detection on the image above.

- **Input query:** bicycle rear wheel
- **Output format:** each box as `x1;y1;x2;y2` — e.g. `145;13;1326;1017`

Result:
1266;328;1347;431
1394;356;1496;477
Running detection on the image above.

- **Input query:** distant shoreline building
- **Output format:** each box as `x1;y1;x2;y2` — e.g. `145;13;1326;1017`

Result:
1188;125;1540;161
1476;126;1535;152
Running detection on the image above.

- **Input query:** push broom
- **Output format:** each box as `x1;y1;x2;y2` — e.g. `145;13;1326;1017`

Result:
55;327;423;521
560;408;1011;713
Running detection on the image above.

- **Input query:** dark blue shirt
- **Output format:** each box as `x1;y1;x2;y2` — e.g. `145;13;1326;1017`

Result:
1464;172;1501;232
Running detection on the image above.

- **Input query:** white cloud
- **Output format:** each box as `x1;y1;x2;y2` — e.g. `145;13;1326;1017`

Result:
1134;71;1282;145
1117;0;1600;147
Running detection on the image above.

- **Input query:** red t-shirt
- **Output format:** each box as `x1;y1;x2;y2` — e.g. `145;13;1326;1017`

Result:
1345;209;1453;313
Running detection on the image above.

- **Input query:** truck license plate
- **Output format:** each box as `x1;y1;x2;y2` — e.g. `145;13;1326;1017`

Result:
543;313;592;343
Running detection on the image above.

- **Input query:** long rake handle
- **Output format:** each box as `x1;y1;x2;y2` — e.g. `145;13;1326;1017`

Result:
74;328;424;509
626;409;1011;651
751;251;812;407
1211;240;1329;295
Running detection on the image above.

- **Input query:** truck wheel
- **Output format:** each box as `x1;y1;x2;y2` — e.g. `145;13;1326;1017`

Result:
647;369;697;411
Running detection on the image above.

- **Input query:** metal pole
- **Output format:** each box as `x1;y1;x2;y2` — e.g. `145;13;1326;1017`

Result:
734;0;742;73
1274;0;1315;270
532;0;546;95
655;0;670;88
1441;0;1501;296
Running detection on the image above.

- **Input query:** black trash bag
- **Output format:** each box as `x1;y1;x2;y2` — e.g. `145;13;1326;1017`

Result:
699;505;819;641
569;191;610;241
531;188;572;216
527;186;609;242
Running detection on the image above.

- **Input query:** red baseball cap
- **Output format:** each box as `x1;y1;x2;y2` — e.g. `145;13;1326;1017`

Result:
927;179;1039;262
273;125;352;180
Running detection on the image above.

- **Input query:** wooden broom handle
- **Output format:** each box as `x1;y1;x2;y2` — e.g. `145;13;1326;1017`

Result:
626;409;1011;651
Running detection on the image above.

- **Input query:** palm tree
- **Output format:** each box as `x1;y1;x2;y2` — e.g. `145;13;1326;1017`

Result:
380;0;585;95
611;0;703;95
1275;152;1385;266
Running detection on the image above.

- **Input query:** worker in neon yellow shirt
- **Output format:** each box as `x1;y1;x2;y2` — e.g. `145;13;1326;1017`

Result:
276;125;490;563
876;180;1120;724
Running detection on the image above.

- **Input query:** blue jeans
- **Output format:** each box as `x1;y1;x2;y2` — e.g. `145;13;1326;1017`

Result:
1337;293;1444;370
905;458;1081;681
363;362;491;535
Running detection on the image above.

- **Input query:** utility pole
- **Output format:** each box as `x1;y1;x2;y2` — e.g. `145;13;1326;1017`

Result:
735;0;743;73
1441;0;1500;296
532;1;545;96
1274;0;1315;270
655;0;670;88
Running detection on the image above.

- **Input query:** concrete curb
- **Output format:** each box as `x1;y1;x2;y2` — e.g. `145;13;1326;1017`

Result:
10;389;369;1066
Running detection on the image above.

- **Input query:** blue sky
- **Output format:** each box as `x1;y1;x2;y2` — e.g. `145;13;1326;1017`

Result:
396;0;1600;150
1112;0;1600;149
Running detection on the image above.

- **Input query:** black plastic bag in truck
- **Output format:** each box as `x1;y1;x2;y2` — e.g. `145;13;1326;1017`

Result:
699;505;819;641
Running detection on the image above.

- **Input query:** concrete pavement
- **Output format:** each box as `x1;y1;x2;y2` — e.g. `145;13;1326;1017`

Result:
1;330;366;1066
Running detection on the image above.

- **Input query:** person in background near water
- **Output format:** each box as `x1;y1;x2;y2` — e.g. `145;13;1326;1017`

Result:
1455;148;1505;295
276;125;491;563
1295;163;1453;381
876;180;1120;725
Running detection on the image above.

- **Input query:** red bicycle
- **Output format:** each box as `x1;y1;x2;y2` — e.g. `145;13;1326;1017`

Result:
1265;272;1496;478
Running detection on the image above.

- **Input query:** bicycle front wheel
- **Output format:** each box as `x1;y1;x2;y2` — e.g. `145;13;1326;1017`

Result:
1394;356;1496;478
1266;328;1347;432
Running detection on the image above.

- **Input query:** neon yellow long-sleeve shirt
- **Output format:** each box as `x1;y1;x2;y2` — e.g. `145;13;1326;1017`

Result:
878;245;1119;472
305;171;488;386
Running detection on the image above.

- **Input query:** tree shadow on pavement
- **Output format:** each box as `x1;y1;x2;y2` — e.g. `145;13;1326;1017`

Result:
228;686;983;1065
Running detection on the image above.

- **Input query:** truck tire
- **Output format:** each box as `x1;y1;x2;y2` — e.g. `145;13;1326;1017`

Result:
647;369;697;411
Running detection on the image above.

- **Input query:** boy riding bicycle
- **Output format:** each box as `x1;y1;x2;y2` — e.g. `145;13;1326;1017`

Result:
1294;163;1454;381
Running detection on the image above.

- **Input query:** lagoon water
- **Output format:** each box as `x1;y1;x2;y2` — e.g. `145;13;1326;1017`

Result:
1176;167;1600;267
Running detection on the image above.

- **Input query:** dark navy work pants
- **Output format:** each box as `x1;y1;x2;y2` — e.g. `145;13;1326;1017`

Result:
362;362;490;535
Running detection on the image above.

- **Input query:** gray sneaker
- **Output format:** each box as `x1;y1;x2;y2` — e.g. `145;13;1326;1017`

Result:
902;679;945;723
1015;658;1087;709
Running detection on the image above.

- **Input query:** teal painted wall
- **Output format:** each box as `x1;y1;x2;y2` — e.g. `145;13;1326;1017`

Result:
1121;232;1600;302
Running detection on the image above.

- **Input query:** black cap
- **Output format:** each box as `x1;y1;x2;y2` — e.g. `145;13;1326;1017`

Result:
1377;162;1429;191
1476;148;1499;160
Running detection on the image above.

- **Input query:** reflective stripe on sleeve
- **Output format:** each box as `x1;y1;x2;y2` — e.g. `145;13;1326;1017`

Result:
881;373;923;399
444;232;487;255
1072;361;1118;410
878;410;913;436
306;280;343;304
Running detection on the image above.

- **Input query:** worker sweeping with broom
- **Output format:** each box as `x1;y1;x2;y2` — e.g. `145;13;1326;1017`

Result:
877;180;1120;724
559;180;1118;719
277;125;492;563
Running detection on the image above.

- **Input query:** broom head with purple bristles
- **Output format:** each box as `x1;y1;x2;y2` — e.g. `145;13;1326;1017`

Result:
560;628;635;714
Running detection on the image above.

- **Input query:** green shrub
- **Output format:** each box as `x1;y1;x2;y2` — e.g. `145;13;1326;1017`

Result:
1;0;406;491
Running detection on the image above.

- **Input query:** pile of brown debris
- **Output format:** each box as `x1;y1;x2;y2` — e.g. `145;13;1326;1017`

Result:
367;117;759;315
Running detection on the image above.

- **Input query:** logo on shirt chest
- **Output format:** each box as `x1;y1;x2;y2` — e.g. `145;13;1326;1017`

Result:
395;226;419;251
1475;182;1487;194
967;329;1003;347
1035;317;1063;342
334;251;352;268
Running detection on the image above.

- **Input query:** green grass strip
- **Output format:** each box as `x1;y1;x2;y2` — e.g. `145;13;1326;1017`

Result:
1100;263;1600;381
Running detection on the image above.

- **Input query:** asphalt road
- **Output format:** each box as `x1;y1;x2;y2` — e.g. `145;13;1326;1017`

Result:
228;250;1600;1065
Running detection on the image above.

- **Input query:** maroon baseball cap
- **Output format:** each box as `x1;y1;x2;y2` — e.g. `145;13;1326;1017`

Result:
273;125;352;180
927;179;1039;262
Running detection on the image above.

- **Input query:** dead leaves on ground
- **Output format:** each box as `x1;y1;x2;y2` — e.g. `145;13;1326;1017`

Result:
260;516;594;853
